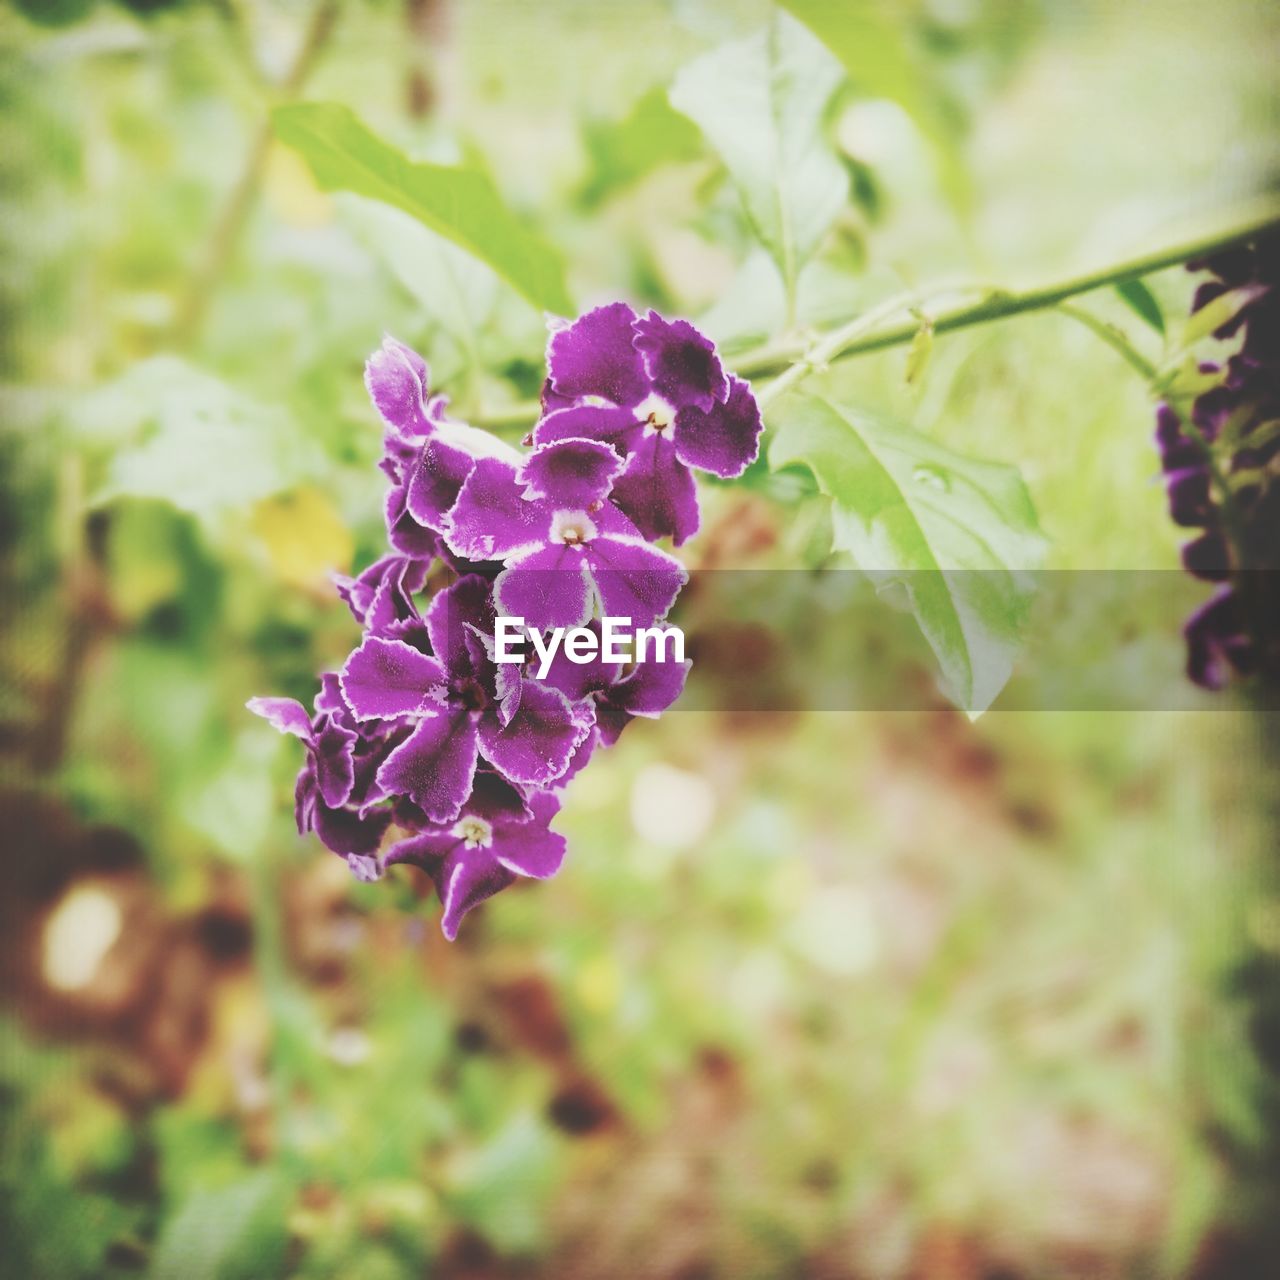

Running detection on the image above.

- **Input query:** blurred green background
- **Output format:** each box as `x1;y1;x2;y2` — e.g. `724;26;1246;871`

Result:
2;0;1279;1277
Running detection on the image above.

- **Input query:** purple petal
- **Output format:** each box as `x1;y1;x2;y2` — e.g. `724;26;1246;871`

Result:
612;648;690;718
673;376;762;478
587;534;687;627
553;726;598;786
376;708;479;823
314;673;348;719
537;621;622;701
340;636;447;723
406;435;475;532
1184;587;1252;690
358;557;430;637
633;310;727;411
246;697;313;741
295;766;318;834
494;544;594;632
1181;530;1232;582
608;432;701;545
518;438;624;507
312;802;393;859
366;337;436;441
465;769;533;823
491;817;566;879
533;404;644;455
426;575;496;676
478;679;590;786
382;827;460;870
312;717;358;808
1165;467;1213;527
385;481;442;558
436;848;516;941
546;302;648;407
443;457;551;562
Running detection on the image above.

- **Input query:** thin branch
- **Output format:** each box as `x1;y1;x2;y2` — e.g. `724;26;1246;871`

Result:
736;203;1280;382
1056;302;1157;382
173;0;340;346
467;203;1280;429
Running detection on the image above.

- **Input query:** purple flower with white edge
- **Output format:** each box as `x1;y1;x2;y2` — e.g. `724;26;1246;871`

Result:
246;695;392;880
383;773;565;940
537;620;691;747
368;336;526;558
339;574;591;822
442;443;687;633
534;303;763;544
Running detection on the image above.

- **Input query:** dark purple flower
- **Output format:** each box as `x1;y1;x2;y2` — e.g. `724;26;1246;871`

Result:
536;620;690;747
1157;236;1280;689
442;450;687;632
339;575;591;822
246;695;392;879
383;774;565;940
533;304;763;544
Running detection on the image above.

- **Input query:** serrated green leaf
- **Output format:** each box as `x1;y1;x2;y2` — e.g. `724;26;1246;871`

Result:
273;102;572;315
778;0;971;213
1115;279;1165;334
669;11;848;300
769;393;1047;713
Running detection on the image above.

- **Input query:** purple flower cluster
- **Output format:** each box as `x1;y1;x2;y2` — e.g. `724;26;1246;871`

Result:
250;306;762;938
1155;238;1280;690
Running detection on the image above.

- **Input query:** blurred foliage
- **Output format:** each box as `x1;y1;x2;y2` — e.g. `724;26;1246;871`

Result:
1;0;1279;1277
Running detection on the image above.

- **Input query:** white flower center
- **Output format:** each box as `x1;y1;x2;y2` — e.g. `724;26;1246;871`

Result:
636;393;675;434
550;509;597;547
453;815;493;848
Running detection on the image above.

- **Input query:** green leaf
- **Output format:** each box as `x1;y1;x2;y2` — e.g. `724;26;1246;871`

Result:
777;0;971;213
273;102;572;315
85;358;319;530
769;393;1047;714
1177;284;1255;351
1115;279;1165;334
669;11;848;302
580;85;704;206
444;1111;559;1254
148;1170;290;1280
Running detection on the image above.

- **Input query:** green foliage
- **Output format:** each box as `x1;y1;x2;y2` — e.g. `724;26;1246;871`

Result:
670;10;848;310
769;392;1047;713
777;0;971;211
148;1171;290;1280
82;358;320;531
2;1;1278;1275
273;102;573;315
1115;278;1165;335
580;85;705;206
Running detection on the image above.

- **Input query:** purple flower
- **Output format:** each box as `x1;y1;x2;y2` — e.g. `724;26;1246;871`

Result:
442;447;687;632
246;695;392;879
536;620;691;746
252;316;737;936
339;575;591;822
368;335;526;564
383;774;565;940
533;304;763;544
1157;237;1280;689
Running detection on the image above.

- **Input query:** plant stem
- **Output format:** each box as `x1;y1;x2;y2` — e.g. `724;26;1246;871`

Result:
736;204;1280;382
1056;302;1157;382
468;203;1280;429
173;0;340;346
